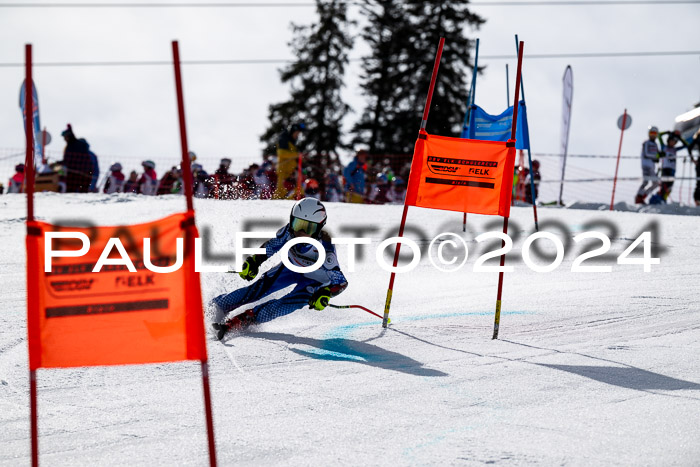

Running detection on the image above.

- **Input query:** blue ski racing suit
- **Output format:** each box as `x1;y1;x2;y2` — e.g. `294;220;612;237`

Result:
212;224;348;324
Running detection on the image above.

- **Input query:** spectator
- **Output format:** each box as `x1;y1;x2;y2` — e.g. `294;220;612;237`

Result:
61;124;93;193
80;138;100;193
524;159;541;205
389;177;407;205
253;161;273;199
635;125;661;204
237;165;257;200
8;163;25;193
103;162;125;194
304;178;321;200
690;128;700;206
343;149;368;203
368;173;391;204
212;158;235;199
324;169;343;202
157;165;182;195
275;122;306;199
138;160;158;195
49;161;67;193
192;163;210;198
124;170;139;194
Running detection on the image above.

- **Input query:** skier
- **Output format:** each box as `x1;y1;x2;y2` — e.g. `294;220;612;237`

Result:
210;198;348;340
635;125;661;204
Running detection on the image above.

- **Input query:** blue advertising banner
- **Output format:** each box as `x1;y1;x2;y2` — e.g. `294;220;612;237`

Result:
461;101;530;151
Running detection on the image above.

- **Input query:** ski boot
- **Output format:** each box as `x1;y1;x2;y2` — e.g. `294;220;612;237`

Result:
212;309;256;340
634;194;646;205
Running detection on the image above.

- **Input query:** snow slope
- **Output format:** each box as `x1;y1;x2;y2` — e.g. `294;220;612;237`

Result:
1;194;699;466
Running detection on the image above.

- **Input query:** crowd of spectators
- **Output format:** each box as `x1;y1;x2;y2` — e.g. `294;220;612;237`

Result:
2;123;410;205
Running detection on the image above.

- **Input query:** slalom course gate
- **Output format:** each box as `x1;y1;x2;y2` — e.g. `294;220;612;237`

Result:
382;38;525;340
23;43;218;467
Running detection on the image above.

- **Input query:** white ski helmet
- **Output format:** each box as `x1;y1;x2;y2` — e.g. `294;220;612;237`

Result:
648;125;659;134
290;198;327;237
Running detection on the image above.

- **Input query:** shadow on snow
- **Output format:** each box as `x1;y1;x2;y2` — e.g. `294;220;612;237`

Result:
537;364;700;391
246;331;448;377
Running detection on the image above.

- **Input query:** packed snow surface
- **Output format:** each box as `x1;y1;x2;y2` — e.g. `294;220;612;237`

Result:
1;194;699;466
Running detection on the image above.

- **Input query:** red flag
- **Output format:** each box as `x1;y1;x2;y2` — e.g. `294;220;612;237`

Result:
26;212;207;369
405;131;517;217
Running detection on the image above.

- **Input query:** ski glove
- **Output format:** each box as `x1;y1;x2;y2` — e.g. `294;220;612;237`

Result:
239;257;260;281
309;287;331;311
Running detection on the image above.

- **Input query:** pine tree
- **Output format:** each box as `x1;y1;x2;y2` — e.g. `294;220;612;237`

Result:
351;0;414;156
260;0;354;158
354;1;484;156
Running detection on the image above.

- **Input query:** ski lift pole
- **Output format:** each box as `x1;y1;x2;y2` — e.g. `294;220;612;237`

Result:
514;34;539;232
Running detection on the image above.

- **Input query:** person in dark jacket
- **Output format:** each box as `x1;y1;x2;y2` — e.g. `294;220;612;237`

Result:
62;124;93;193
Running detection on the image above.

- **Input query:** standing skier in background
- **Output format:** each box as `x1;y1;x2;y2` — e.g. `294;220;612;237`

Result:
210;198;348;340
657;130;689;201
275;122;306;199
635;125;661;204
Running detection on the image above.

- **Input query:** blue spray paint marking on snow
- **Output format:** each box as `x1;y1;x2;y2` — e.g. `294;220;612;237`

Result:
299;310;534;362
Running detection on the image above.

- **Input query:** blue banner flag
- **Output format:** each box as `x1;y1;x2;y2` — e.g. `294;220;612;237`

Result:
19;79;44;169
461;101;530;150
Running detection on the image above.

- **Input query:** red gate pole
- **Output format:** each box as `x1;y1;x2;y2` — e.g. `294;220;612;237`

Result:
172;41;195;213
172;40;217;467
24;43;39;467
493;41;524;340
610;109;627;210
382;37;444;328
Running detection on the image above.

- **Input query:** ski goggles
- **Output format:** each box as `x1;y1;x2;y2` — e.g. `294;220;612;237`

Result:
290;218;321;237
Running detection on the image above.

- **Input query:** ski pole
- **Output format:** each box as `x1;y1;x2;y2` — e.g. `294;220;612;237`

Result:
329;304;390;323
